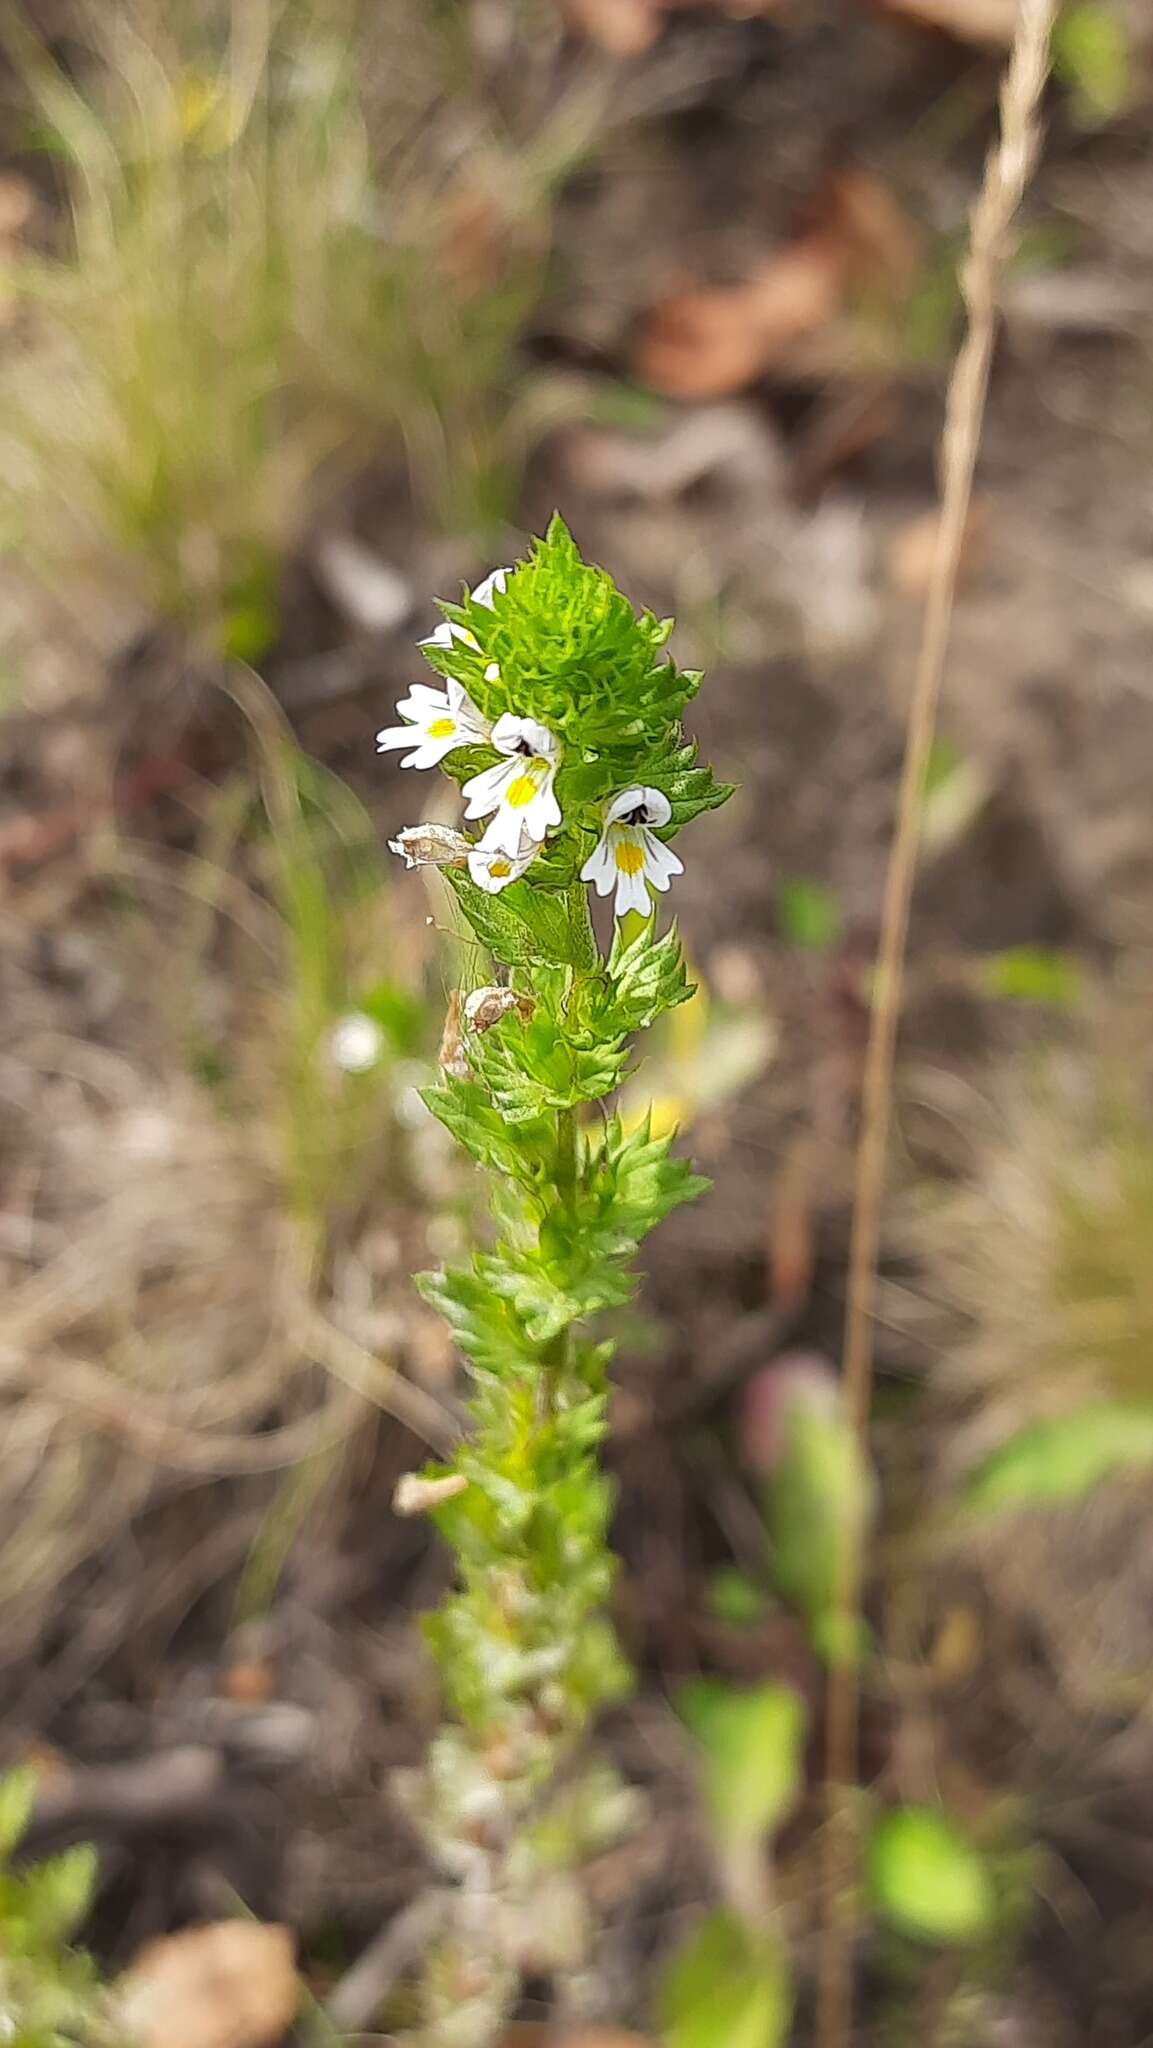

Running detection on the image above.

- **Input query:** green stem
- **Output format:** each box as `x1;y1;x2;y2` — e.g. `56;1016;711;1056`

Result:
555;1104;578;1209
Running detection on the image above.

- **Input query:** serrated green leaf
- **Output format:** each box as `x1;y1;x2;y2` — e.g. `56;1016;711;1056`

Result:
662;1911;791;2048
421;1080;546;1182
475;1248;632;1345
582;1116;708;1256
471;1009;626;1120
868;1807;995;1946
417;1262;539;1378
964;1402;1153;1514
604;920;694;1033
444;869;575;968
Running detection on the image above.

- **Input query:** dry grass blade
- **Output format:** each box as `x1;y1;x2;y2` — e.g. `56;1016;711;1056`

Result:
816;5;1059;2046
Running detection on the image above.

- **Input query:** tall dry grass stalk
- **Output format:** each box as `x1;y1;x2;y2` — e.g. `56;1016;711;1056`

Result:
816;5;1059;2045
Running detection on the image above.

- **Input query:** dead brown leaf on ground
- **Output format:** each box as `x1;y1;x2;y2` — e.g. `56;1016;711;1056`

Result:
116;1923;300;2048
823;163;922;305
634;163;921;398
635;231;847;396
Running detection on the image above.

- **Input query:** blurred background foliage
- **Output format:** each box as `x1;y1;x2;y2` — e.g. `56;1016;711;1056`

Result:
2;0;1153;2042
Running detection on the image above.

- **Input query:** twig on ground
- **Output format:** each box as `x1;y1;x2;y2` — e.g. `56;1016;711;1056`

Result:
25;1746;224;1850
323;1891;452;2033
815;7;1059;2046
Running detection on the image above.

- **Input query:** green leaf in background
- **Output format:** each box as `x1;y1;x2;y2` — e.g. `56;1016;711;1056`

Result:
964;1401;1153;1514
360;979;426;1057
586;379;670;432
221;598;279;663
980;945;1085;1011
777;877;842;953
685;1684;806;1850
0;1768;36;1859
22;1844;98;1942
919;739;992;859
764;1391;873;1665
900;236;964;366
706;1566;770;1628
676;1677;736;1744
662;1909;792;2048
1053;2;1133;124
867;1807;995;1946
922;736;963;799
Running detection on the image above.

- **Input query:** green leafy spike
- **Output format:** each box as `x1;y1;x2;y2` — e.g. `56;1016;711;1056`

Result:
376;520;732;2037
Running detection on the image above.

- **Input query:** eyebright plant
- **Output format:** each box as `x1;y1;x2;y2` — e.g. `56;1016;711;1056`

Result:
378;516;731;2039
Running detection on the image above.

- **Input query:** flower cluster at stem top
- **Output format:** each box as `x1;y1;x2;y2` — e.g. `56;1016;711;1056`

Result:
376;516;728;921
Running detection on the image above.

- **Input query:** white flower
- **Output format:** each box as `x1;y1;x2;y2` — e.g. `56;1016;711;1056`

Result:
418;619;479;653
471;565;511;609
387;824;471;870
329;1012;384;1073
580;786;683;919
417;565;511;650
461;713;562;855
467;818;541;894
376;678;490;770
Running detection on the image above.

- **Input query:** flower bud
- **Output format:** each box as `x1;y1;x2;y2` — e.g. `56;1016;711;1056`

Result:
387;824;471;870
463;986;536;1034
740;1350;839;1476
393;1470;469;1517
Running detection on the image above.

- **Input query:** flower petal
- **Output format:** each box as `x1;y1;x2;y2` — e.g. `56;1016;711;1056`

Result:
480;799;534;856
616;862;652;919
580;837;616;895
519;779;562;842
605;784;672;827
418;619;479;652
401;681;453;710
468;818;538;893
461;757;517;820
490;712;559;762
471;566;511;609
641;830;684;891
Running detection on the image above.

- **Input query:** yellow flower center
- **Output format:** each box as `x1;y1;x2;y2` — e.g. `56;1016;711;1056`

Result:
490;858;512;878
506;768;542;809
614;837;645;876
427;716;456;739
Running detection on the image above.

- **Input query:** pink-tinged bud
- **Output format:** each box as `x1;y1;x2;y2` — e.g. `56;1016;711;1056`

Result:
740;1350;839;1476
